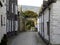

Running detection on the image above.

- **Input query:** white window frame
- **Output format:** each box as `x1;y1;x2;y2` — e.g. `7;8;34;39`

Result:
15;5;17;14
12;4;13;13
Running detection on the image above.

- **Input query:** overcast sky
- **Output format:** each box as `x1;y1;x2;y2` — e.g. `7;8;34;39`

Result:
18;0;43;7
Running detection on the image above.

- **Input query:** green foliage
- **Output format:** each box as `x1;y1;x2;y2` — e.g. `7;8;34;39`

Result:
26;20;35;27
26;20;35;30
22;10;38;18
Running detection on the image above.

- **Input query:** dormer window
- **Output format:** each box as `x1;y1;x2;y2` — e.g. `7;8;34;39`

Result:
0;1;3;7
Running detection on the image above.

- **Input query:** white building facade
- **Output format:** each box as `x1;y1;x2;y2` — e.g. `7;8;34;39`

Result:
0;0;18;44
38;0;60;45
0;0;7;43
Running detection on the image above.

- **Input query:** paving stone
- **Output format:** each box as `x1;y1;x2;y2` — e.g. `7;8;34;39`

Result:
8;32;46;45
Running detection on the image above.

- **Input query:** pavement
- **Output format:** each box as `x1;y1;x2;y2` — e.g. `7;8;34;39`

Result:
7;32;46;45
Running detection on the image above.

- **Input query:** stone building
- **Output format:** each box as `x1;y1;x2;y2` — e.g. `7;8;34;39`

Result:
6;0;18;36
38;0;60;45
0;0;18;44
0;0;7;43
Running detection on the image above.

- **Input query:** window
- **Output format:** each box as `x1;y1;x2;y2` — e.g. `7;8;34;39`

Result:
47;21;50;36
12;4;13;13
1;15;5;26
1;15;3;26
15;5;17;14
7;5;9;11
3;17;5;26
15;15;17;20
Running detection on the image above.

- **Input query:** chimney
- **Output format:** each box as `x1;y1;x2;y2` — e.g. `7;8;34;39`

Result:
43;0;48;7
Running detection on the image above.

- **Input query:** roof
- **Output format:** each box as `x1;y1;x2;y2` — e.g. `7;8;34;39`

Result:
39;0;56;16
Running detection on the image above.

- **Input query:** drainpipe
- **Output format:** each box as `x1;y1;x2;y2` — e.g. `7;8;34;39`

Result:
41;14;42;36
48;7;51;45
43;12;44;38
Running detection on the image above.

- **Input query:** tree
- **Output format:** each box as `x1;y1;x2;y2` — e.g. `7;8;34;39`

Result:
26;20;35;27
22;10;38;18
22;10;38;30
26;20;35;30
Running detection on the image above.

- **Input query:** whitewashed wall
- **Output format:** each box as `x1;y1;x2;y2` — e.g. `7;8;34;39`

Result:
15;21;18;31
50;0;60;44
6;19;10;32
49;4;54;44
44;8;49;40
0;0;7;42
38;0;60;44
41;14;44;37
39;16;42;34
0;5;2;42
37;18;39;32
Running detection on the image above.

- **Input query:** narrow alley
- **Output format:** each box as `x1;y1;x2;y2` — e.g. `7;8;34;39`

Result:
1;0;60;45
7;32;46;45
